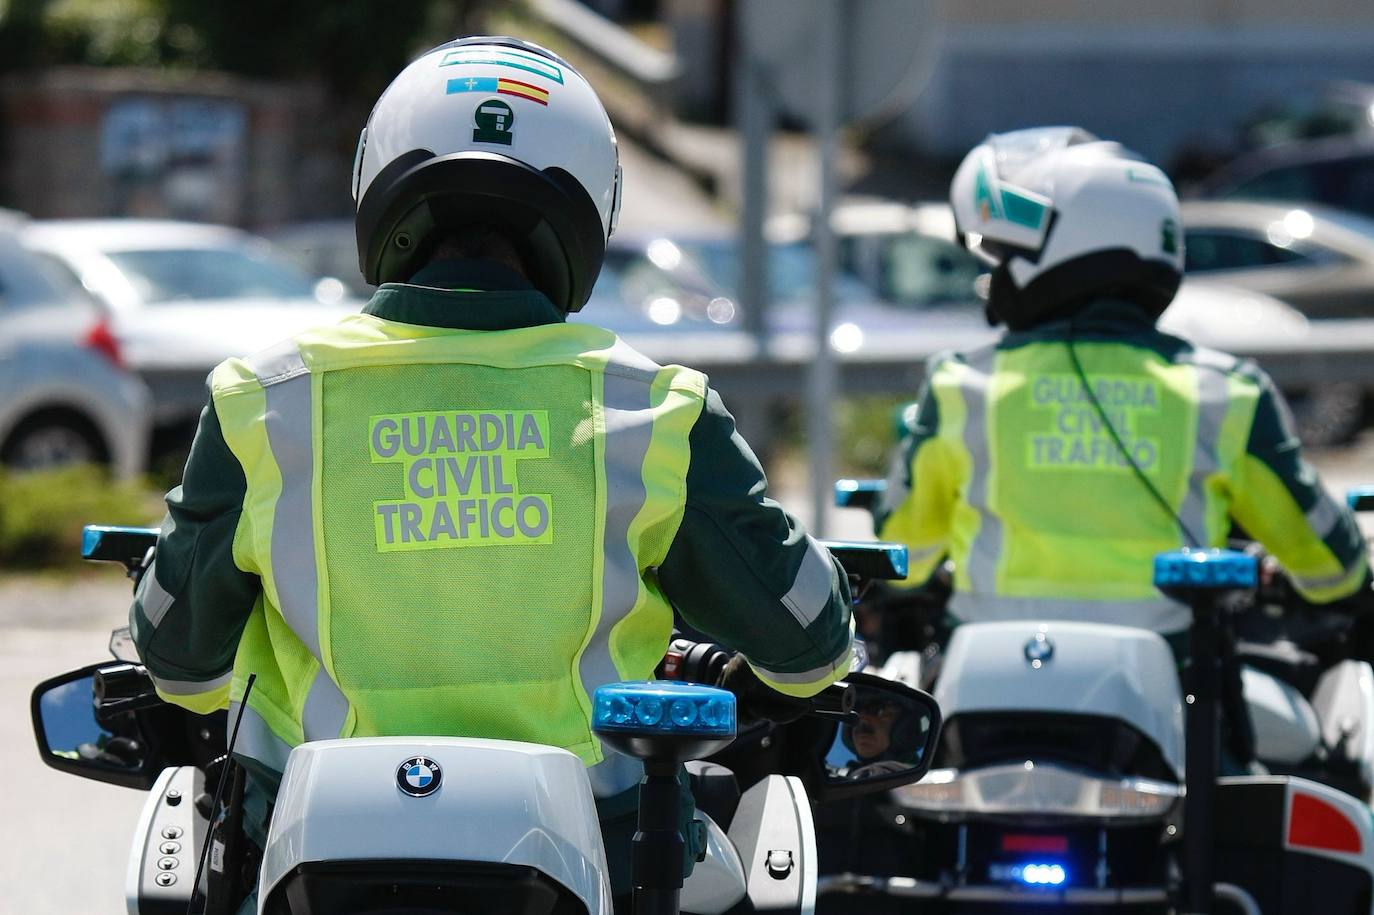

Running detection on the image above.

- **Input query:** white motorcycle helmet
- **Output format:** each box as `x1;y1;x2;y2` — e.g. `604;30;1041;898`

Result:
949;127;1184;330
353;37;621;313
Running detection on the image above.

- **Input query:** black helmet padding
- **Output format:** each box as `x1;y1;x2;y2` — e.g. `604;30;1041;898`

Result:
356;150;606;313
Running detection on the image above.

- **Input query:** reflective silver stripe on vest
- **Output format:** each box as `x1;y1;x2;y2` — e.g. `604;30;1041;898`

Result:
138;561;176;628
782;536;836;628
752;637;853;686
1306;493;1345;540
578;365;658;704
1178;351;1231;547
958;348;1003;594
302;666;349;741
587;752;644;799
151;669;233;697
906;544;944;566
228;701;293;774
949;593;1192;634
1292;567;1359;594
245;341;349;746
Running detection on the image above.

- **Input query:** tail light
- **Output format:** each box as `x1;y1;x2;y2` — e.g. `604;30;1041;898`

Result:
83;319;123;367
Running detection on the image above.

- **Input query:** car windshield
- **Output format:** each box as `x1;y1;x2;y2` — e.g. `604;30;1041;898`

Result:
104;247;320;304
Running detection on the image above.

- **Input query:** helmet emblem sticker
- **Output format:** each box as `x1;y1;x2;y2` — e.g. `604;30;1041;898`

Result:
973;163;1002;222
1161;219;1178;255
473;100;515;146
397;756;443;797
448;76;550;106
440;47;565;85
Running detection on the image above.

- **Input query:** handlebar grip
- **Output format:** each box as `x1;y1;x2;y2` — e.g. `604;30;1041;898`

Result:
662;638;731;685
809;681;856;720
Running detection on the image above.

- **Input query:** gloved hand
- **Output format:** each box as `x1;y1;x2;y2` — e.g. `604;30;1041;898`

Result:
715;655;811;725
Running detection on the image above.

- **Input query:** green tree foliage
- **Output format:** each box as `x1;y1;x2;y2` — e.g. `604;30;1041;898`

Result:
0;0;501;103
162;0;432;99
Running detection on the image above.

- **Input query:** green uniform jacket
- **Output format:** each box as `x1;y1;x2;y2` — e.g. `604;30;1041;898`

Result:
878;299;1368;633
131;259;852;793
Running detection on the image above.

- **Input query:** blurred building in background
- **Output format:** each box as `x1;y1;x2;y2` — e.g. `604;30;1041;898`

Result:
0;68;336;225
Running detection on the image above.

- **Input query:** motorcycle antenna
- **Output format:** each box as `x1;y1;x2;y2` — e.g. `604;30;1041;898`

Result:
188;673;256;915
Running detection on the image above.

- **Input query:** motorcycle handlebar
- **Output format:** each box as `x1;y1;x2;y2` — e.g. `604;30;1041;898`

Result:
662;637;857;721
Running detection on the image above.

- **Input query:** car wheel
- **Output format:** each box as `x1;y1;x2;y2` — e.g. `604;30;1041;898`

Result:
0;412;108;471
1288;383;1366;448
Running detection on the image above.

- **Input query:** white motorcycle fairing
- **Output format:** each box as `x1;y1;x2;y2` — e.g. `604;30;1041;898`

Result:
934;620;1185;776
258;737;614;914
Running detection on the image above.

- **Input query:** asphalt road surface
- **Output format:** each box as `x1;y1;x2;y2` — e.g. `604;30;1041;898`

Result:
6;445;1374;913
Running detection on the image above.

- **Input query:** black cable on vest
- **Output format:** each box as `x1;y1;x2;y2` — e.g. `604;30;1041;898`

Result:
1065;317;1203;549
189;673;256;915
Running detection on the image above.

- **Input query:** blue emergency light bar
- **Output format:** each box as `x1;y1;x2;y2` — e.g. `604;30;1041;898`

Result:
592;681;735;739
1153;548;1257;591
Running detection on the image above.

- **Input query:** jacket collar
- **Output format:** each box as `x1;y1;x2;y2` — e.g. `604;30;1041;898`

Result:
362;258;564;330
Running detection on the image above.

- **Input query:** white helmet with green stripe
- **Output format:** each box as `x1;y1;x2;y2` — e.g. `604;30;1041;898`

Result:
950;127;1184;330
353;36;621;313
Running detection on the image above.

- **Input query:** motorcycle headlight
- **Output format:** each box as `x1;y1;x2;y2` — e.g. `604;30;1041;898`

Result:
893;762;1180;821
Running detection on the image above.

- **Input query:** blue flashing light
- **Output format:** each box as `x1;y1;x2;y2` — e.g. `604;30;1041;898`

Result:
593;681;735;739
1018;863;1067;886
1153;549;1256;591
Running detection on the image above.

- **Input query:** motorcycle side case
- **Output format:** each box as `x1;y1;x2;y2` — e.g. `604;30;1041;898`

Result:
727;775;818;914
935;620;1185;776
257;737;613;915
128;766;208;914
1215;775;1374;913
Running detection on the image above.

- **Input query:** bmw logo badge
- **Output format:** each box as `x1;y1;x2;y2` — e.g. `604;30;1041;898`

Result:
397;756;442;797
1024;632;1054;668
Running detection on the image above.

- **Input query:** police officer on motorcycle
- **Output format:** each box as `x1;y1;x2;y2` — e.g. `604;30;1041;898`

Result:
128;37;853;911
877;127;1372;647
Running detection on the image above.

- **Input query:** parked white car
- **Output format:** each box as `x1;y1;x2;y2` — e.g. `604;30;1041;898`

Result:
0;215;150;477
23;220;360;439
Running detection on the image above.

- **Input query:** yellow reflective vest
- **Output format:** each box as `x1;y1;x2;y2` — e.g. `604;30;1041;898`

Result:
132;271;853;796
879;301;1368;633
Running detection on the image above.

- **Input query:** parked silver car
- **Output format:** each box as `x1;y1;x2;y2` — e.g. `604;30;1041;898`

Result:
0;215;149;477
23;220;359;440
1181;200;1374;319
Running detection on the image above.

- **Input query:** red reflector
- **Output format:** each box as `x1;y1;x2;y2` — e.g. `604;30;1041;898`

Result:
1288;792;1363;855
1001;834;1069;854
83;320;123;367
661;651;683;679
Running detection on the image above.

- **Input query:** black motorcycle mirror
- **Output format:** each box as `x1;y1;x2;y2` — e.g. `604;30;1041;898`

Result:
812;671;941;802
31;663;162;789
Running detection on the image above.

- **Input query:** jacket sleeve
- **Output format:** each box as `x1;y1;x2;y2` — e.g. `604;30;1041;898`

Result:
1229;366;1368;603
657;387;853;697
130;386;261;713
876;362;959;587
